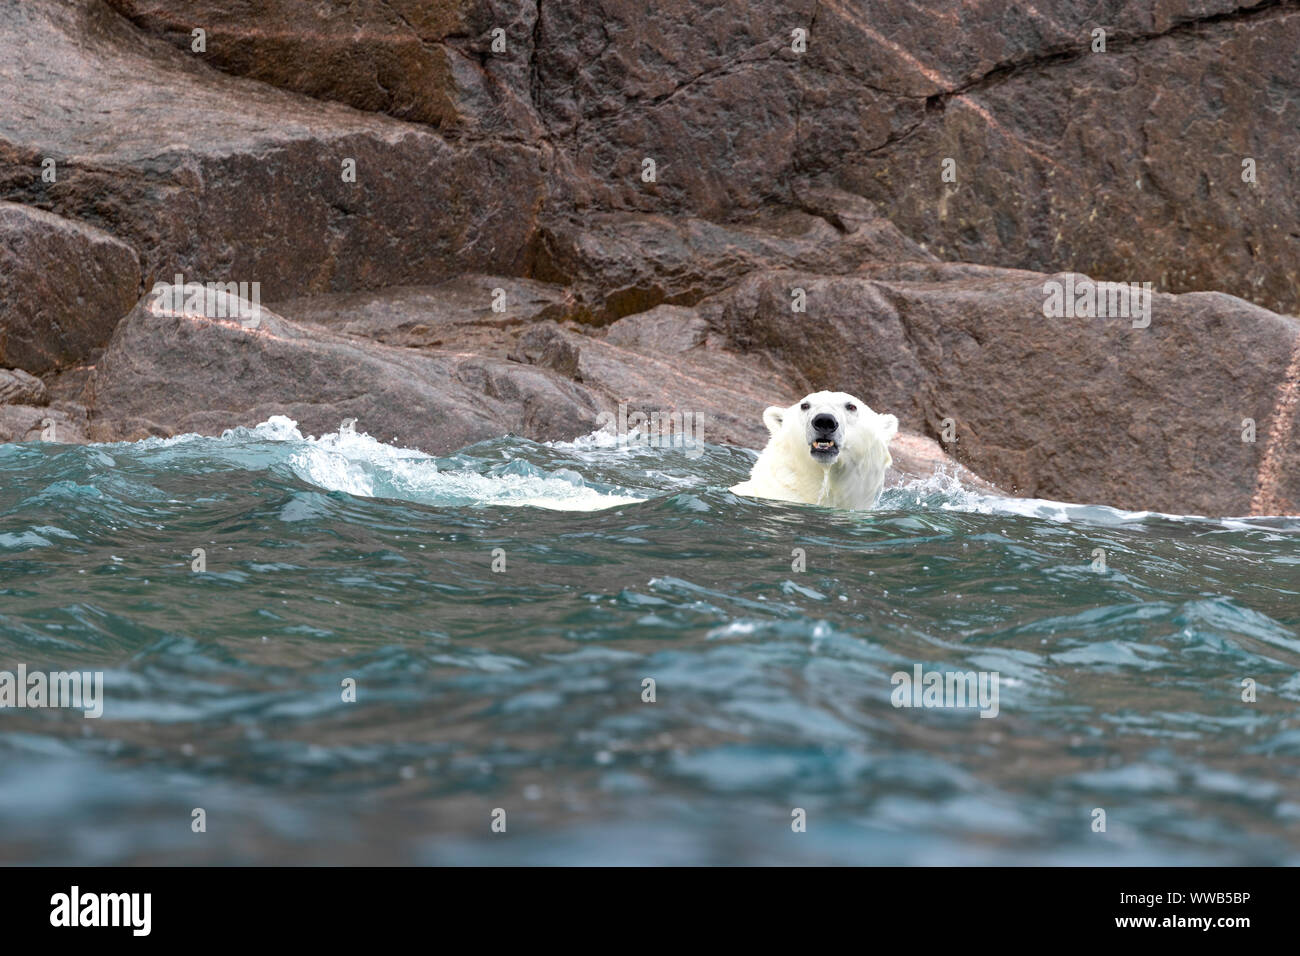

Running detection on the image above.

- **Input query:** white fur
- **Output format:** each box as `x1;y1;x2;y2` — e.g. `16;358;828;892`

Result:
729;391;899;510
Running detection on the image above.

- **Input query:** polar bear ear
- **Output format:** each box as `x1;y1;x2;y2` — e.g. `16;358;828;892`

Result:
876;413;899;442
762;406;785;436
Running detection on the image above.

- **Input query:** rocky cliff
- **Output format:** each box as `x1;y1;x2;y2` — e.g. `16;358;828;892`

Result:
2;0;1297;514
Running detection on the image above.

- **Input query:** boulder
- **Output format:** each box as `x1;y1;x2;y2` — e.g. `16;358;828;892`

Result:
87;293;601;451
0;202;140;374
0;369;49;407
604;306;709;353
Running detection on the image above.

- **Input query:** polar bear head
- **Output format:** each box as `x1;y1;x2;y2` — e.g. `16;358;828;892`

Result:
763;391;897;467
731;391;899;510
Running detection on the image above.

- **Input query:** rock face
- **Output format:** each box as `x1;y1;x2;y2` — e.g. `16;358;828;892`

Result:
88;2;1300;314
0;203;140;374
537;0;1300;315
532;197;929;323
0;0;546;302
271;276;576;347
1;0;1297;515
103;0;539;136
838;4;1300;318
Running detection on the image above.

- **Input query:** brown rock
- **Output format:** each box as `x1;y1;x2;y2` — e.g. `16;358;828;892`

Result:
837;2;1300;316
0;202;140;374
527;1;1300;312
604;306;709;353
274;280;789;449
532;198;929;324
272;276;574;347
103;0;542;138
80;1;1300;316
512;324;582;380
0;0;546;302
86;293;602;452
0;368;49;407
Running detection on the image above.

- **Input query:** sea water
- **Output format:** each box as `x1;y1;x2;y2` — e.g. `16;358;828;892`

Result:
0;418;1296;864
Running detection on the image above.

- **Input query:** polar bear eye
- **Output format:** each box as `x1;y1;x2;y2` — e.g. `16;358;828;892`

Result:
845;403;857;412
800;402;810;411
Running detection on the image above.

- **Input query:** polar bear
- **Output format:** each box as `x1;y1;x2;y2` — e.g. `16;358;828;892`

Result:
729;391;899;510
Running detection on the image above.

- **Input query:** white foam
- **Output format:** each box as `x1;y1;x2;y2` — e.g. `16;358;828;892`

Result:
889;469;1297;529
544;427;673;457
270;419;644;511
545;427;625;451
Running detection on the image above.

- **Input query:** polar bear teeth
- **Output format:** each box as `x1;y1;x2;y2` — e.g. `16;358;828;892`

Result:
812;440;836;450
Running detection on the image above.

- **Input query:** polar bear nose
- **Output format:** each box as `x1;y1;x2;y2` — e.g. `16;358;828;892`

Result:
811;413;838;433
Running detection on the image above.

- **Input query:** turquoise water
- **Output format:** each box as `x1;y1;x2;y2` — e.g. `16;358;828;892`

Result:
1;418;1297;865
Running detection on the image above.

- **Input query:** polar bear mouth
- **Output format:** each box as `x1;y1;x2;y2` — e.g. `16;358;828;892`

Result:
810;439;840;461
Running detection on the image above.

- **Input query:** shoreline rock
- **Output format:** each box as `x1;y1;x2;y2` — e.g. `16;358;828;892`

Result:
1;0;1296;516
0;202;140;375
82;282;985;493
